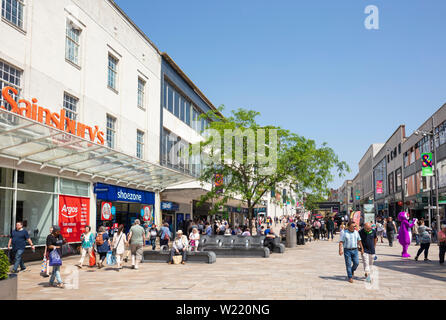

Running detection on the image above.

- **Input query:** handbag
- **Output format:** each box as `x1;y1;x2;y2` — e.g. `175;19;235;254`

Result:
40;257;48;273
89;250;96;267
172;255;182;264
106;251;116;266
49;249;62;267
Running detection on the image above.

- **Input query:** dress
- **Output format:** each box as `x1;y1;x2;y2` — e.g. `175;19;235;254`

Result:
113;232;126;255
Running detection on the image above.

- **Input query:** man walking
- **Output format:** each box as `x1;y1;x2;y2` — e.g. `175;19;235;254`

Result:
8;222;35;273
359;222;377;282
127;219;145;270
384;217;397;247
296;217;306;245
339;221;364;283
327;217;335;241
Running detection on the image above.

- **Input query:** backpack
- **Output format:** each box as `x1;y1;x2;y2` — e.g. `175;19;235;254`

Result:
96;233;104;246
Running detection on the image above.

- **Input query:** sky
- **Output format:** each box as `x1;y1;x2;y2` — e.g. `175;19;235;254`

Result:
115;0;446;190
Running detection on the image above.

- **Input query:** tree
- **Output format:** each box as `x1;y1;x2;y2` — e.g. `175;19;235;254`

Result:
193;107;349;233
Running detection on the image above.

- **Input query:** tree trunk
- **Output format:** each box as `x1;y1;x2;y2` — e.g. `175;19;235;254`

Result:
248;205;254;235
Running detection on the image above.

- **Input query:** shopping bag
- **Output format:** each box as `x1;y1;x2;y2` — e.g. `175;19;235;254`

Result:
106;251;116;266
172;255;182;265
49;249;62;267
40;257;48;273
89;251;96;267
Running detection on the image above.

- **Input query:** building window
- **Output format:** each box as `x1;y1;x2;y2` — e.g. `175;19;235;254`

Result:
396;167;402;192
0;60;21;111
398;143;401;154
137;77;145;109
2;0;24;29
63;93;78;121
136;130;144;159
107;54;118;91
106;114;116;148
65;21;80;65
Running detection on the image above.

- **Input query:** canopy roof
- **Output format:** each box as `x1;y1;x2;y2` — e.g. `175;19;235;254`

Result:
0;110;195;190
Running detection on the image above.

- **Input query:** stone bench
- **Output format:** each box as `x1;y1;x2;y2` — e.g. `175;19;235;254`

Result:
142;250;216;264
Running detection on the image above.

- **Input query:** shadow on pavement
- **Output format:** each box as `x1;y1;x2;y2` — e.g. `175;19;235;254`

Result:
374;259;446;282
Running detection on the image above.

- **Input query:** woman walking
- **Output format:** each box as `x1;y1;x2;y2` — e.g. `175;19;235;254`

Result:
414;220;432;262
96;226;111;268
46;225;66;288
77;226;95;268
112;224;127;270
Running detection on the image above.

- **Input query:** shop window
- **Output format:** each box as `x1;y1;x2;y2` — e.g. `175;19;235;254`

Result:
60;178;89;197
17;171;54;192
0;188;13;248
16;190;54;246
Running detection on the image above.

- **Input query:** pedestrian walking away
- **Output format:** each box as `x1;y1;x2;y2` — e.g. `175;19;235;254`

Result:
384;217;397;247
112;224;127;271
327;217;335;241
77;226;95;268
8;221;35;273
127;219;146;269
148;224;158;250
46;225;66;288
376;221;384;243
339;221;364;283
359;222;377;282
438;224;446;265
160;223;172;249
96;226;111;268
414;220;432;262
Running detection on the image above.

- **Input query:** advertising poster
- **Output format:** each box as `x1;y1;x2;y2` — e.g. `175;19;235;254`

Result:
142;205;154;223
376;180;383;194
351;211;361;226
59;195;90;243
101;202;112;221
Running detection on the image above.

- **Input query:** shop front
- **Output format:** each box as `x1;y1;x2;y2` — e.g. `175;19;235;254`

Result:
94;183;155;233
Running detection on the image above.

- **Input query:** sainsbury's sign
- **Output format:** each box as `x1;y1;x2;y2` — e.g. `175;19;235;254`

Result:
1;86;105;145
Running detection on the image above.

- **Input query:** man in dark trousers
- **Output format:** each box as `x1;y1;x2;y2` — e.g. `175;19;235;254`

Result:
384;217;397;247
327;217;335;241
264;227;277;252
8;221;35;273
296;217;306;245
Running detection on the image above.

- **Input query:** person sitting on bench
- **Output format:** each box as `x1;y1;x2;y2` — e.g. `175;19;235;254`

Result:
264;227;277;252
169;230;188;265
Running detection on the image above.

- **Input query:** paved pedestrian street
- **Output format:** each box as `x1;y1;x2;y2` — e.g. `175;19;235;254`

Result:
17;234;446;300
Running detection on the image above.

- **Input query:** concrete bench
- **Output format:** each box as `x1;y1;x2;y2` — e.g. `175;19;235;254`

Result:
142;250;216;264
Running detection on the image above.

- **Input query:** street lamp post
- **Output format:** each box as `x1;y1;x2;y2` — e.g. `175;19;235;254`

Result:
415;118;441;239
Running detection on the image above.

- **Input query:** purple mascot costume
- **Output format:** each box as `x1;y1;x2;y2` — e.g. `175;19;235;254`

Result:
397;212;416;258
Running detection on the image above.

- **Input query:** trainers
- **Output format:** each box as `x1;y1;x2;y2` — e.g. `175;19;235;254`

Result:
366;275;371;283
424;259;431;262
348;278;354;283
414;256;418;261
131;265;135;269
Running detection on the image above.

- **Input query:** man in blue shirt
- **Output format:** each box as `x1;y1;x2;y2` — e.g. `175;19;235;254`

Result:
205;223;213;236
339;221;364;283
8;222;35;273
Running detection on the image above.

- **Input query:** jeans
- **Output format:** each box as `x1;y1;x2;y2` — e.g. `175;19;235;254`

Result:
387;232;394;246
344;249;359;279
414;234;420;245
170;248;187;262
327;230;334;240
440;245;446;264
149;238;156;250
297;231;305;245
416;243;430;259
49;265;62;285
12;248;26;272
264;238;276;252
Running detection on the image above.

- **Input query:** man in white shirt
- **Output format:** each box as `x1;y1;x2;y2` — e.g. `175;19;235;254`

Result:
168;230;188;265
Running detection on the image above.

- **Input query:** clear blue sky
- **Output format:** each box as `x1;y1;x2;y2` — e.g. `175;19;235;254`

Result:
116;0;446;190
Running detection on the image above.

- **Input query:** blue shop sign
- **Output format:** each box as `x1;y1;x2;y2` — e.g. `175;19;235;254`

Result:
94;183;155;204
161;201;179;211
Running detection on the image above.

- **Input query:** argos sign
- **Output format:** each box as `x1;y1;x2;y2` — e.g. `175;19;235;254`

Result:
1;86;105;145
59;195;90;243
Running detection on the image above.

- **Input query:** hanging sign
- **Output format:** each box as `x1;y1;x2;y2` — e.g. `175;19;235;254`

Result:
376;180;383;194
422;153;433;177
101;202;112;221
58;195;90;243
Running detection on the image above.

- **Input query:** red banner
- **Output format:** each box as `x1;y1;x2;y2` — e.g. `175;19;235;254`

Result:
101;202;112;221
59;195;90;243
142;205;153;223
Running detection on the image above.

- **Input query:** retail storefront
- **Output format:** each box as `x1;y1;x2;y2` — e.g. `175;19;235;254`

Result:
94;183;155;233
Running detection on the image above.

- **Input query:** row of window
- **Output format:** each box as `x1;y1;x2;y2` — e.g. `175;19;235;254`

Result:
0;59;145;159
161;128;201;177
163;80;210;133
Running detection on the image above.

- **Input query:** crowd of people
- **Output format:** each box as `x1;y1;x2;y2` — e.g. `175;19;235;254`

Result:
6;212;446;289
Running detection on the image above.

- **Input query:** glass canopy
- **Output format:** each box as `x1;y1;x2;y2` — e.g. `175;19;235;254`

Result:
0;110;195;190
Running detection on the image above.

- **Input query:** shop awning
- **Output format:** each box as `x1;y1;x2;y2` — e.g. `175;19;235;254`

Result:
0;110;195;190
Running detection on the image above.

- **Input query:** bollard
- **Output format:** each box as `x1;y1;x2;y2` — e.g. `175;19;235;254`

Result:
286;224;297;248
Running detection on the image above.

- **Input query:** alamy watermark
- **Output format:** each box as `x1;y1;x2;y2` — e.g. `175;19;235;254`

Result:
364;5;379;30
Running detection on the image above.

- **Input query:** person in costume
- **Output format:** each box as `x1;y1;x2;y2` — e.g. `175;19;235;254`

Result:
397;212;417;258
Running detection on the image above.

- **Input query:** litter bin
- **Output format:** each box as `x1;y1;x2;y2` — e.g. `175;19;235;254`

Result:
286;224;296;248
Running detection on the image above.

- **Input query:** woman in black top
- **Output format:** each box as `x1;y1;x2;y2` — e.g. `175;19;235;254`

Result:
46;225;66;288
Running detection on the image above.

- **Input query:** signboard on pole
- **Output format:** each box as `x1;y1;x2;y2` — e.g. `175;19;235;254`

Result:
59;195;90;243
422;153;434;177
356;190;361;200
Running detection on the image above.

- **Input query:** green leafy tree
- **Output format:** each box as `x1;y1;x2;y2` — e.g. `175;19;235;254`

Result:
193;107;349;233
0;250;9;280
